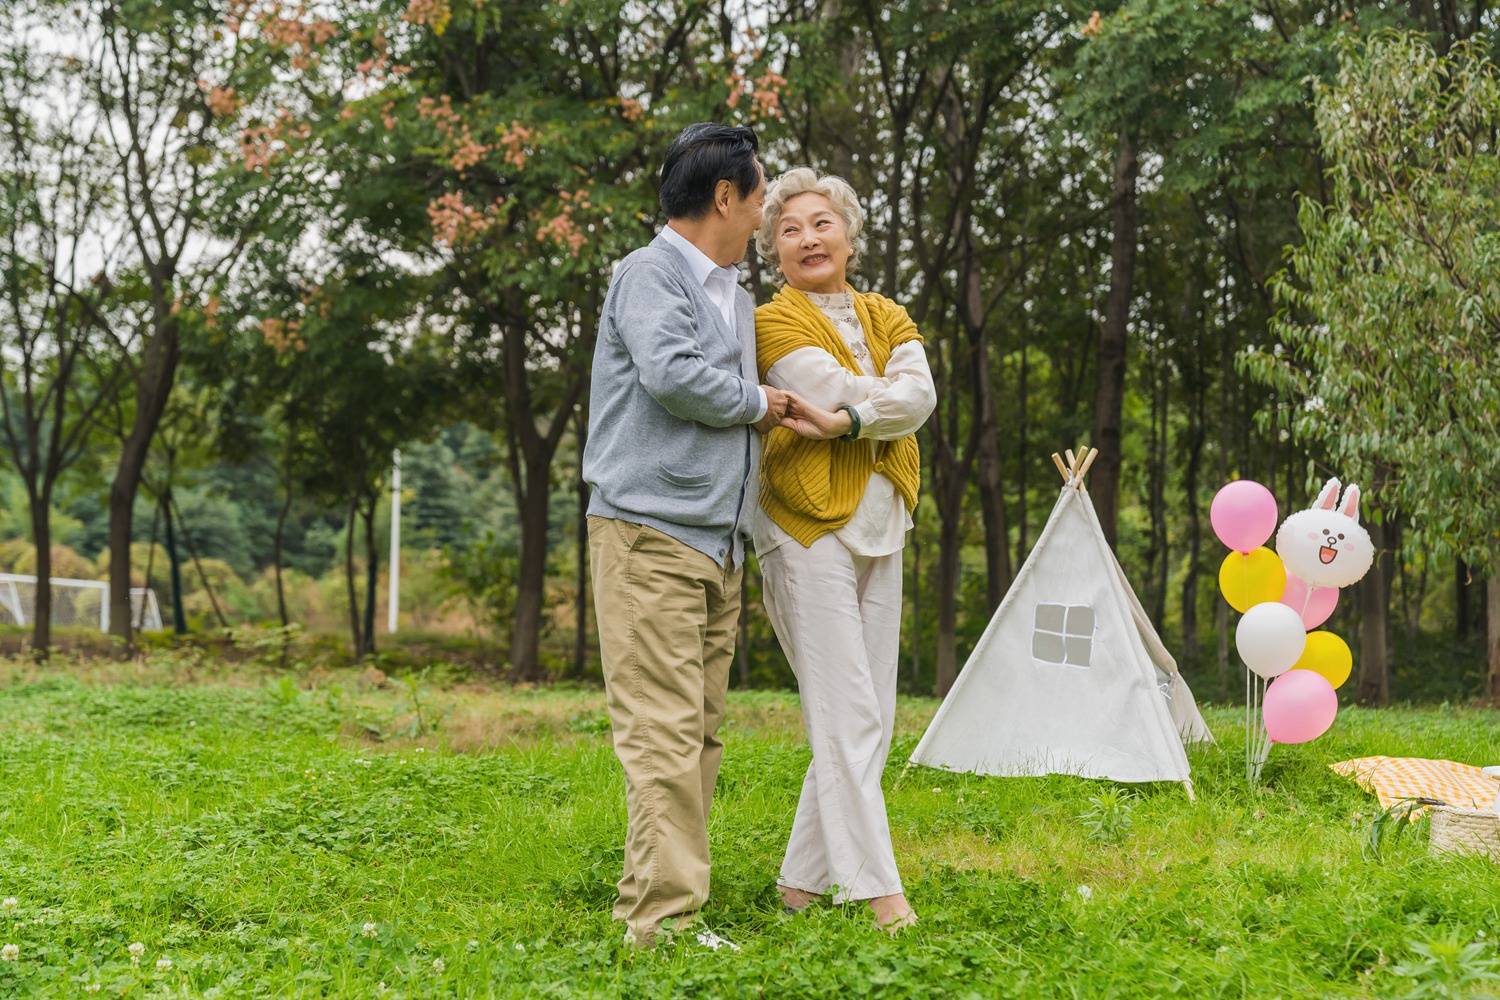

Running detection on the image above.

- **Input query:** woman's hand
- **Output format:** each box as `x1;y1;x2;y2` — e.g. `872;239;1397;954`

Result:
779;393;854;440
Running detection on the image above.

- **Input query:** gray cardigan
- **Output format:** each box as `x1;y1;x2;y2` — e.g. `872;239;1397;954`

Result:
583;234;762;568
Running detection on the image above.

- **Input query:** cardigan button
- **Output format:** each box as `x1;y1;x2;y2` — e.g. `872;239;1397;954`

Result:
873;462;886;473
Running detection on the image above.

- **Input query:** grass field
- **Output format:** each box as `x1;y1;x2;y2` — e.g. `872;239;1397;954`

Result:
0;655;1496;998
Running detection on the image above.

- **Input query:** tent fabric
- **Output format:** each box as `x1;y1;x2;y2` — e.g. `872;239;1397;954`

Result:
909;485;1213;785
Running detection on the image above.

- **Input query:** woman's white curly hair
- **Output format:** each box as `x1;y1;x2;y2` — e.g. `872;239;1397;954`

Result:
755;167;866;280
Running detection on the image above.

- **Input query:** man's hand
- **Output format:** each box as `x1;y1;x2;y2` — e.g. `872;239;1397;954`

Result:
779;392;855;440
753;385;791;434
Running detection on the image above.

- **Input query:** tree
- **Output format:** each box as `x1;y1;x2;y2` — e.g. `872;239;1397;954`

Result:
0;13;127;653
314;0;786;678
1257;32;1500;701
64;0;330;646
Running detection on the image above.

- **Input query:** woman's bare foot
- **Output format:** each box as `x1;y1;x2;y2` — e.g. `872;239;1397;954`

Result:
778;885;821;912
868;893;917;933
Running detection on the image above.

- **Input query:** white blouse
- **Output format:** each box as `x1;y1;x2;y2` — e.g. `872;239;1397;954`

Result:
753;289;937;559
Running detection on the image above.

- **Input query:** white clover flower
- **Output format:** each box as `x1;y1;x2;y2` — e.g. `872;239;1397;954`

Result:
1076;885;1093;901
1;897;16;911
85;985;101;994
127;942;144;965
431;957;445;973
0;944;16;962
466;939;478;951
362;922;378;938
513;942;525;953
156;957;172;971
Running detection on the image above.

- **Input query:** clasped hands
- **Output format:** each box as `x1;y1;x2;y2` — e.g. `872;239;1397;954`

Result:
754;385;854;440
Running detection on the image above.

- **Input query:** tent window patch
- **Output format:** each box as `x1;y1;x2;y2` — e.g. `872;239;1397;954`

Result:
1032;602;1094;667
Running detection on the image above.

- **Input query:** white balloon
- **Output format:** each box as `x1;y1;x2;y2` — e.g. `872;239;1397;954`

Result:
1235;602;1307;679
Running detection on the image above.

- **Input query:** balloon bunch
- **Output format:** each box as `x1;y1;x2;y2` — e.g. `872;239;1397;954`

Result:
1211;478;1375;780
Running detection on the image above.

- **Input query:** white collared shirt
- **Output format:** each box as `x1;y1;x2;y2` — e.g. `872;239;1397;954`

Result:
660;224;740;333
752;289;936;559
659;224;767;421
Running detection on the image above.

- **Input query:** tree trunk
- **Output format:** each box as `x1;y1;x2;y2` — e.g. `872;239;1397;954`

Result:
161;494;186;629
362;492;378;657
1487;552;1500;703
1090;130;1139;549
909;497;922;688
173;492;228;630
163;495;187;634
344;495;361;657
134;501;160;632
493;288;592;682
1456;558;1473;639
934;501;962;697
958;228;1010;611
1015;340;1029;570
1146;365;1169;629
28;489;51;658
511;453;551;681
970;339;1009;611
573;411;590;680
274;484;292;628
1180;386;1206;671
107;318;180;645
1215;596;1230;701
1357;513;1391;706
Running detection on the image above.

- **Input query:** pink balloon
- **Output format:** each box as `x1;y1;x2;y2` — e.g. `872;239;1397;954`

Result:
1211;481;1279;553
1263;669;1338;744
1281;574;1339;629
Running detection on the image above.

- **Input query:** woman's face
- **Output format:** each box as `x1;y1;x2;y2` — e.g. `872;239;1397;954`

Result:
774;192;851;294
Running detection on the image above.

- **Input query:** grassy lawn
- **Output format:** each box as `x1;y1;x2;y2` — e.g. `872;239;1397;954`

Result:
0;656;1496;998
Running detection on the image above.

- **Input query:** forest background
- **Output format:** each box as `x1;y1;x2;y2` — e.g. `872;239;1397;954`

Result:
2;0;1497;706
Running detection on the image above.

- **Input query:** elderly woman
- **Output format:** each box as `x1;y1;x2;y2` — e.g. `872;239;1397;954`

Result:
752;167;936;932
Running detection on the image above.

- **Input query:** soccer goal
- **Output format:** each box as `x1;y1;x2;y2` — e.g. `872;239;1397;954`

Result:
0;574;163;632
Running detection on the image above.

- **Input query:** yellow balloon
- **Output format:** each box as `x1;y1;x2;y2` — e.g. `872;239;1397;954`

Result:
1218;548;1287;613
1293;630;1353;689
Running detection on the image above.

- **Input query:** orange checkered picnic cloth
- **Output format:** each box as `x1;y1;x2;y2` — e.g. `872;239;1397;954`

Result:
1330;756;1499;812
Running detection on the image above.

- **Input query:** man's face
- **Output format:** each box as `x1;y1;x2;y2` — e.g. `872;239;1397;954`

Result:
723;159;766;262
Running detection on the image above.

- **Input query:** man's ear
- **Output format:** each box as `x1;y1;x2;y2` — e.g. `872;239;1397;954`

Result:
714;178;734;217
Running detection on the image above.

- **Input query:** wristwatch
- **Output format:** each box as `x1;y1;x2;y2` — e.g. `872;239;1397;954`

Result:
839;404;862;440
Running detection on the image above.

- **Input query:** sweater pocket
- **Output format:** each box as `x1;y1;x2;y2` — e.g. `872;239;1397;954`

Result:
657;463;713;492
762;430;834;516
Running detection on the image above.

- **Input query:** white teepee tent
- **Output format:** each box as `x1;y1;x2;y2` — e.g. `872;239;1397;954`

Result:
909;448;1213;795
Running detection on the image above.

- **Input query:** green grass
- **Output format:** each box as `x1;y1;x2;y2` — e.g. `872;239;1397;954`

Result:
0;656;1496;998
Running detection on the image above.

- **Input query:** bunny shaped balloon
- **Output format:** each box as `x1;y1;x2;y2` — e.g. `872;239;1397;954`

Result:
1275;478;1374;589
1211;475;1379;779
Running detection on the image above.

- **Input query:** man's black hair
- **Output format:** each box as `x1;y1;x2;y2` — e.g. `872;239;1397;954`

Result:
658;123;761;219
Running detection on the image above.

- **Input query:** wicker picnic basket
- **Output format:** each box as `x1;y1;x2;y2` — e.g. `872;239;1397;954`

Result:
1430;805;1500;861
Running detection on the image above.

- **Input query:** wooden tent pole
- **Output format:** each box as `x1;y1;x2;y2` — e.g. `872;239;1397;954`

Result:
1051;453;1069;483
1076;447;1100;489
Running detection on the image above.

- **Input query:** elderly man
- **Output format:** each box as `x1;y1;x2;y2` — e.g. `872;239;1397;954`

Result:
582;122;789;950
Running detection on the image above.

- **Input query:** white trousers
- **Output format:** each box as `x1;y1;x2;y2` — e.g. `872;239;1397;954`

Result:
761;533;903;902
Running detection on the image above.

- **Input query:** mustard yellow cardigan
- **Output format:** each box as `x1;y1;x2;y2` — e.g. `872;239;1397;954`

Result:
755;285;924;546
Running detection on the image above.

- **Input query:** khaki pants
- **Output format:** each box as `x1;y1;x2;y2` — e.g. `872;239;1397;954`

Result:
587;516;740;947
